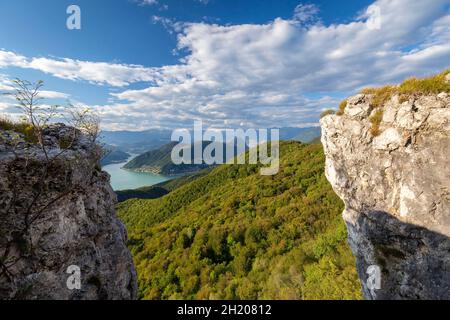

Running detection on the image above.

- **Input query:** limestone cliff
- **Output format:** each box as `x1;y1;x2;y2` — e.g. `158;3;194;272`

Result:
0;124;137;300
321;88;450;299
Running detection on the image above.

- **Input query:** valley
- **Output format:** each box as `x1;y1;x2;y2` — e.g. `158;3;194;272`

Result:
117;141;362;300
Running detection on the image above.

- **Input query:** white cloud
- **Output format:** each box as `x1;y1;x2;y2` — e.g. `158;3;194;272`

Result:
0;74;15;91
0;50;28;68
139;0;159;6
1;0;450;130
0;74;70;100
38;90;70;99
98;0;450;130
0;51;157;87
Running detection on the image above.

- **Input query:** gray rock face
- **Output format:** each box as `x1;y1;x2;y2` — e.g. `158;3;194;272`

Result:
321;93;450;300
0;125;137;300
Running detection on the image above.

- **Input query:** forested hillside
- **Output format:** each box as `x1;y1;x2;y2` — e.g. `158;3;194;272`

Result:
118;141;362;300
101;147;130;166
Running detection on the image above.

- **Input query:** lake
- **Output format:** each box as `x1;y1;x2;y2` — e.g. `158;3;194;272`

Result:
102;156;173;191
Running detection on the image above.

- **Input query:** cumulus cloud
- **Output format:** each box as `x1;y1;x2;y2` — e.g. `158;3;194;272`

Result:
0;74;15;91
0;51;157;87
1;0;450;130
100;0;450;130
0;50;28;68
38;90;70;99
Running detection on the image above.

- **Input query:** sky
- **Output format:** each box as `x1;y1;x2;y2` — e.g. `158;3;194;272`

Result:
0;0;449;131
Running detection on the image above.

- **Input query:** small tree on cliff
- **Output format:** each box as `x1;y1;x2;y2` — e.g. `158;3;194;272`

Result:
0;79;101;291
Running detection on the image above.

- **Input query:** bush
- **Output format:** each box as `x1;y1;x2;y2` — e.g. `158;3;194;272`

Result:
0;115;38;144
336;100;347;116
361;85;396;109
369;109;384;136
360;70;450;136
399;69;450;95
320;109;335;119
0;115;14;131
361;69;450;109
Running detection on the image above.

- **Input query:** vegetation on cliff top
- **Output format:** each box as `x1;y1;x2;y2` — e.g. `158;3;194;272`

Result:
328;69;450;136
361;69;450;108
0;115;38;143
1;79;101;148
118;141;362;300
362;69;449;135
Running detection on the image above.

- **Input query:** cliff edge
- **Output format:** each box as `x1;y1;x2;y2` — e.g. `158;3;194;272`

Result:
0;124;137;300
321;77;450;299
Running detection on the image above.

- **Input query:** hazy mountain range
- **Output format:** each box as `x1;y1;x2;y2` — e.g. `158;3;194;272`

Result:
101;127;321;155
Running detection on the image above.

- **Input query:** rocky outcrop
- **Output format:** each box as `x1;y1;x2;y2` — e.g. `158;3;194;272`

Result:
321;93;450;299
0;124;137;300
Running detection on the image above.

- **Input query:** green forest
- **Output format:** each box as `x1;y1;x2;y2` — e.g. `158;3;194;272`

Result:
118;141;362;300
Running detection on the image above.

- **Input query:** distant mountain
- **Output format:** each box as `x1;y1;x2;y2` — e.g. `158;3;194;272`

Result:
100;126;321;154
309;136;322;144
101;147;130;166
279;127;321;143
124;141;209;175
124;140;246;175
100;129;172;154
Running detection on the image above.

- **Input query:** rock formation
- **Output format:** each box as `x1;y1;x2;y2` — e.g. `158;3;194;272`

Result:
321;91;450;299
0;124;137;300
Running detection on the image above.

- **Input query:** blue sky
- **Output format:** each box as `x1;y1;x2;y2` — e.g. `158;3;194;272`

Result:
0;0;449;130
